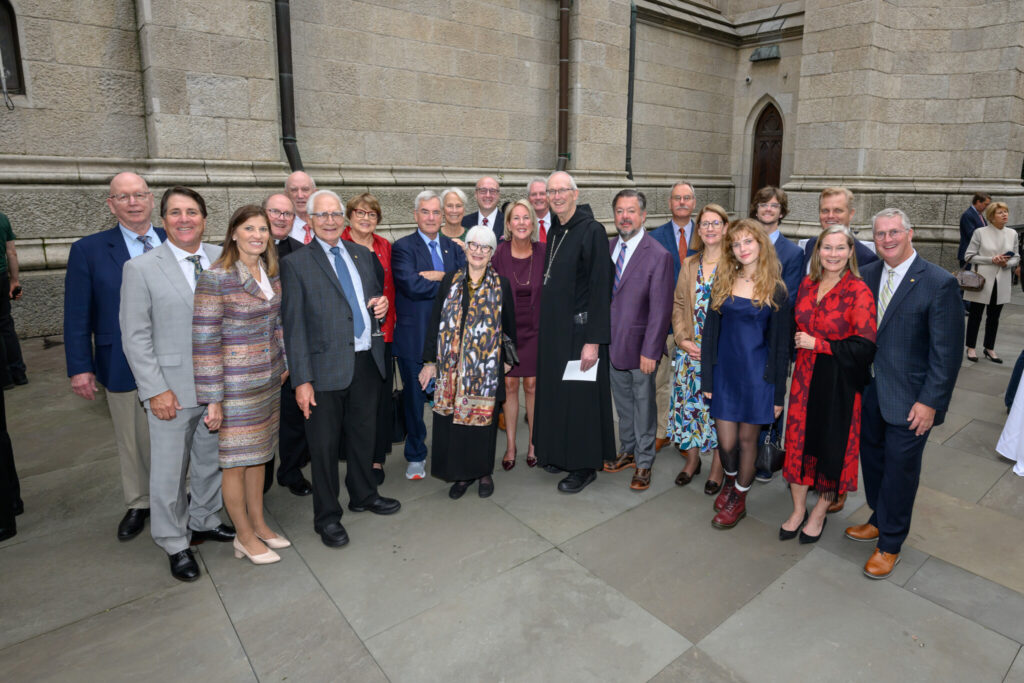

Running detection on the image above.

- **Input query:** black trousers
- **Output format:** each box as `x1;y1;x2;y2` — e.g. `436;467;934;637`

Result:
966;280;1002;350
272;377;311;486
373;343;394;464
305;352;380;531
0;384;19;531
0;272;24;384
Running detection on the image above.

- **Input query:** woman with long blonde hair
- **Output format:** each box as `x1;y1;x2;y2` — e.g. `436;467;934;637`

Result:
701;219;791;529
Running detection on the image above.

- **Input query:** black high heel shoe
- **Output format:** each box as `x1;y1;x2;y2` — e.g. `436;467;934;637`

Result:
779;510;809;541
984;349;1003;364
799;516;827;544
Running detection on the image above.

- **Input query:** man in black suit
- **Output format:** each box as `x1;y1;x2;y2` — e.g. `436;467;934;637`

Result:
845;208;963;579
801;187;879;271
462;176;504;242
280;190;400;548
263;193;313;497
958;192;991;268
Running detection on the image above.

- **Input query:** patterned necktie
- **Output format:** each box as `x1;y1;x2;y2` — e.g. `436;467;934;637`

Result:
185;255;203;283
303;225;313;244
877;268;896;323
137;235;153;253
482;217;489;227
614;242;627;295
538;219;546;243
429;240;444;271
329;246;366;338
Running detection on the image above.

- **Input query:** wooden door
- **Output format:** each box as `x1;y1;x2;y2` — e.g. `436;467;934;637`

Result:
750;104;783;203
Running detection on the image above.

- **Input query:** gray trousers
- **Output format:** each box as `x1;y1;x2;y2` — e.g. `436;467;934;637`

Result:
610;363;659;469
105;388;151;509
147;404;224;554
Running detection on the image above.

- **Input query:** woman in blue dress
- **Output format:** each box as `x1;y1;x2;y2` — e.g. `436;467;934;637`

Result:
701;218;790;529
668;204;727;490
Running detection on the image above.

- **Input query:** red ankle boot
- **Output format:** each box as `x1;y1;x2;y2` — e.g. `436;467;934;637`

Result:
712;488;747;529
714;475;736;512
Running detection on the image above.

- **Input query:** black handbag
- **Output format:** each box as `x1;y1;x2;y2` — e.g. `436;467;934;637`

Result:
501;332;520;367
390;358;406;444
755;425;785;473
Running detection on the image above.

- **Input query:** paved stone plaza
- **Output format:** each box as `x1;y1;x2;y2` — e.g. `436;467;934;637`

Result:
3;293;1024;682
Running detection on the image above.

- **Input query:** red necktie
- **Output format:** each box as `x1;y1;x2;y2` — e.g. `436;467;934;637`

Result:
303;225;312;244
539;219;546;243
483;217;489;227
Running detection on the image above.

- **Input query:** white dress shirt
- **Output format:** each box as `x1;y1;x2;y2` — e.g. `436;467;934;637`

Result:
881;250;918;299
254;262;273;301
315;237;372;352
289;216;311;244
672;219;694;253
165;241;211;292
478;208;498;228
611;230;644;275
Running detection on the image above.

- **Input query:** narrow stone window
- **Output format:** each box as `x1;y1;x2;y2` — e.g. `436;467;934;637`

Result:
0;0;24;97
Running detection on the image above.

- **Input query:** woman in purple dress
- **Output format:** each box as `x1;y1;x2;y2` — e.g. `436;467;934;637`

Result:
492;199;544;469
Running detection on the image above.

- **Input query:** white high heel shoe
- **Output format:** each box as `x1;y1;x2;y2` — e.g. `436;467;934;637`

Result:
233;537;281;565
256;532;291;549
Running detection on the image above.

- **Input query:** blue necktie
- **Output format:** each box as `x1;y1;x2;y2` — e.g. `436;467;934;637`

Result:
137;235;153;253
329;246;366;338
429;240;444;271
614;243;627;294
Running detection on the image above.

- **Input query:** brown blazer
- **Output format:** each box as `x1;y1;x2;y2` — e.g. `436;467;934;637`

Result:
672;252;713;348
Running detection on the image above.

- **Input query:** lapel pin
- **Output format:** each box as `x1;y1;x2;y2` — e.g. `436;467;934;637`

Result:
910;278;915;283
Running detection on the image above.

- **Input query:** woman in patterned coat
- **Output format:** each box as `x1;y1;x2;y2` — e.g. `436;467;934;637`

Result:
779;225;876;544
193;205;289;565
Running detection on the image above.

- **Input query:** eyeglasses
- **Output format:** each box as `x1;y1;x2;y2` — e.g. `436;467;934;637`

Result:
109;192;152;204
266;208;295;219
475;188;500;195
757;203;781;210
351;209;378;220
466;243;493;254
310;211;345;222
546;188;574;197
699;220;723;229
671;195;695;202
418;209;442;218
873;229;907;240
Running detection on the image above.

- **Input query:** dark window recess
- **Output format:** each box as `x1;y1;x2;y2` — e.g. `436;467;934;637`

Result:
0;0;24;95
750;103;783;204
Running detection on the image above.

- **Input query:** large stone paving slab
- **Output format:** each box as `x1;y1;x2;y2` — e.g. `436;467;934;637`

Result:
365;549;690;683
0;579;254;682
562;486;808;642
699;549;1020;683
926;410;971;444
947;387;1010;423
298;487;552;639
650;646;748;683
979;469;1024;522
1006;647;1024;683
942;417;1009;462
919;440;1010;503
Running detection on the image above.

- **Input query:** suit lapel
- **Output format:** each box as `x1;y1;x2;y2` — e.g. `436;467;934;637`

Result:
438;236;456;270
154;242;197;309
106;226;132;270
311;242;347;298
234;261;264;300
877;256;925;335
615;234;647;291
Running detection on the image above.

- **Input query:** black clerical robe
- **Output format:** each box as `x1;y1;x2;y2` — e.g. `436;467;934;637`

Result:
532;204;615;470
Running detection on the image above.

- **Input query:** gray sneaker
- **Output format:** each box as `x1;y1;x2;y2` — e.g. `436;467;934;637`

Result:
405;461;427;480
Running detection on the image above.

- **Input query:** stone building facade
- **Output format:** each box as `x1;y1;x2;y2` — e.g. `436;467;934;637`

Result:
0;0;1022;336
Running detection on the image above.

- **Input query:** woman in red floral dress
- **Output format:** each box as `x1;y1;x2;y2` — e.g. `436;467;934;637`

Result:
780;225;877;544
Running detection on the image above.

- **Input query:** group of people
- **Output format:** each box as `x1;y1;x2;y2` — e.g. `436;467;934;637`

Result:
21;165;966;585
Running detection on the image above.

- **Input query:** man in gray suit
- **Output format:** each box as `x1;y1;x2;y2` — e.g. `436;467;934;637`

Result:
281;189;399;549
120;187;234;582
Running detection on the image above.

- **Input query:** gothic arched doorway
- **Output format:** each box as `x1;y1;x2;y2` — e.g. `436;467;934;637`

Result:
750;104;783;204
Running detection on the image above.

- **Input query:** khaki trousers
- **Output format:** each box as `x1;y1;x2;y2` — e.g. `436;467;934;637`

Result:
105;388;151;509
655;334;676;438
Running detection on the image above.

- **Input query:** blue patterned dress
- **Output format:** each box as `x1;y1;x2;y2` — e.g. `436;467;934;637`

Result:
667;258;718;451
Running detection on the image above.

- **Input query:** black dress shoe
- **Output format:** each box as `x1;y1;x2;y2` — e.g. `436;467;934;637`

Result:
478;476;494;498
11;373;27;386
317;522;349;548
169;549;200;582
542;464;561;474
779;510;808;541
348;496;401;515
449;480;472;499
189;524;236;543
285;477;313;496
0;525;15;542
13;498;24;516
557;469;596;494
117;508;150;541
984;349;1003;364
799;517;827;544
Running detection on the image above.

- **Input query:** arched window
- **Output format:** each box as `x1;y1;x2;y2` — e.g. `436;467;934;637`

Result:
750;103;783;204
0;0;24;96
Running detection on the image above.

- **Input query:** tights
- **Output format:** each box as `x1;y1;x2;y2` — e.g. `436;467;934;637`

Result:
715;419;761;488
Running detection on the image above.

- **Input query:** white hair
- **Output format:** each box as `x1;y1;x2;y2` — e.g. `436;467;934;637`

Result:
415;189;440;210
465;225;497;251
440;187;468;206
527;177;547;192
308;189;344;216
872;207;913;233
284;171;316;190
547;171;577;190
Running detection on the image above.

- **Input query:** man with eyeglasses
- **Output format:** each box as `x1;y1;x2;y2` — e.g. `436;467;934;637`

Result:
261;193;313;498
649;182;698;453
64;172;166;542
846;208;962;579
280;190;399;549
285;171;316;244
527;177;551;243
461;176;504;242
533;172;615;493
393;191;466;480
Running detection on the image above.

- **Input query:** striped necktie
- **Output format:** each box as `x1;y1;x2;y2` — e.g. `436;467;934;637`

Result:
137;235;153;253
614;242;627;295
877;268;896;323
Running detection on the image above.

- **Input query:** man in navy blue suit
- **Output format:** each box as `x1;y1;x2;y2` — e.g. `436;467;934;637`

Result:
64;172;165;541
648;181;697;452
845;208;962;579
461;176;504;243
801;187;879;272
958;192;991;269
393;191;466;479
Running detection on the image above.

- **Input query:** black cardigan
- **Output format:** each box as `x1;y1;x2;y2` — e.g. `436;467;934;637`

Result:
700;284;792;407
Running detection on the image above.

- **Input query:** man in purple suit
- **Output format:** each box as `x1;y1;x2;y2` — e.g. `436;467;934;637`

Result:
603;190;674;490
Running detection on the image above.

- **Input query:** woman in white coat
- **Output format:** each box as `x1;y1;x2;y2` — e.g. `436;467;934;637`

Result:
964;201;1018;363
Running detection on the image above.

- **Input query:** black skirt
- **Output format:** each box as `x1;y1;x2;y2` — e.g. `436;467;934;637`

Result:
430;412;499;482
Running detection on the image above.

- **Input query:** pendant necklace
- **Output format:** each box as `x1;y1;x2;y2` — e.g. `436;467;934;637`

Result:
543;229;567;285
513;247;534;286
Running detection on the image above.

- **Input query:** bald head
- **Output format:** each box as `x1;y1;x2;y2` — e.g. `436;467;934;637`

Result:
285;171;316;219
107;172;154;235
546;171;579;223
264;193;296;240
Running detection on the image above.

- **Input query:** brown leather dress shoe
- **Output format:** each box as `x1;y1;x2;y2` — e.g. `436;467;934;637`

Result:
827;492;847;514
654;437;670;452
863;548;900;579
603;452;635;473
844;522;879;542
630;468;651;490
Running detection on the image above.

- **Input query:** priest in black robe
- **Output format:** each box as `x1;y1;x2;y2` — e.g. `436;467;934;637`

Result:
532;171;615;493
